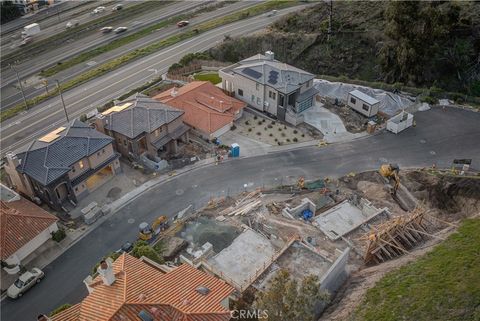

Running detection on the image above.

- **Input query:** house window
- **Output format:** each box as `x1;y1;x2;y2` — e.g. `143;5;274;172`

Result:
251;95;255;102
272;92;276;100
279;94;285;107
102;148;105;154
362;104;370;111
97;152;100;156
238;89;243;96
256;97;261;105
72;168;76;173
269;91;272;99
306;81;310;88
79;160;84;169
350;97;356;104
75;187;78;192
256;83;259;90
123;139;127;146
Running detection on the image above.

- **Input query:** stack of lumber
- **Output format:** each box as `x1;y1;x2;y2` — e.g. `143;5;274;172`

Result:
220;190;263;216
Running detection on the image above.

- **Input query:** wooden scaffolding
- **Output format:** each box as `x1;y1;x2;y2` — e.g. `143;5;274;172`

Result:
363;206;431;264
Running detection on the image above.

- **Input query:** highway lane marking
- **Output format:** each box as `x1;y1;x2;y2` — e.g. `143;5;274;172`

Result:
2;8;305;151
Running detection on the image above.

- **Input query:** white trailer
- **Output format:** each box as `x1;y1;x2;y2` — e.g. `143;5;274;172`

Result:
21;23;41;37
387;111;414;134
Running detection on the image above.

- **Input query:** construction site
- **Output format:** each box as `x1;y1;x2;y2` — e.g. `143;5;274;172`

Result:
145;164;480;318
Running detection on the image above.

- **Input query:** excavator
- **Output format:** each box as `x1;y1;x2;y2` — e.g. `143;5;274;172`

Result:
379;163;400;195
138;216;169;242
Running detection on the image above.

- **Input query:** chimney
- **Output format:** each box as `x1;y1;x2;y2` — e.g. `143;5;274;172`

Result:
171;86;178;97
97;258;115;286
94;114;107;134
6;152;20;168
265;51;274;61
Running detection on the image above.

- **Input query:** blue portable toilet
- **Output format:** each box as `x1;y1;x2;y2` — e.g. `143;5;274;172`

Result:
231;143;240;157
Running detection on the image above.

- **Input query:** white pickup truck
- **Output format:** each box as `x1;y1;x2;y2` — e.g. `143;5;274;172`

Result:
21;23;41;38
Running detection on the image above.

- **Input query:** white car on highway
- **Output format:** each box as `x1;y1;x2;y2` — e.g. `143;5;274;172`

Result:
93;6;106;14
7;268;45;299
114;27;128;34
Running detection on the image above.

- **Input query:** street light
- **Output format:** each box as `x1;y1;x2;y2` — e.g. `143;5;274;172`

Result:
10;64;29;110
55;80;69;123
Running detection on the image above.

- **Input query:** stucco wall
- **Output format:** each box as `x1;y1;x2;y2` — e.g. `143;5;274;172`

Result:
8;222;58;263
231;75;265;111
87;143;115;168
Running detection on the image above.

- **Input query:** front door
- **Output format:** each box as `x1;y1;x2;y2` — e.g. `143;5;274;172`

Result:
54;182;69;202
277;106;286;121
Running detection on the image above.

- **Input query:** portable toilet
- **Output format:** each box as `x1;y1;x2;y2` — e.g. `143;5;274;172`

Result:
231;143;240;157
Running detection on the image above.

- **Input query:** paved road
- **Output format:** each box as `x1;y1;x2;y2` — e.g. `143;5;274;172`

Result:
0;1;204;93
0;1;261;110
0;5;306;155
0;1;93;36
1;107;479;321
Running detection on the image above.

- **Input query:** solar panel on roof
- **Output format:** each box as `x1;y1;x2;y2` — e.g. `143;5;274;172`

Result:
242;67;262;79
268;70;279;85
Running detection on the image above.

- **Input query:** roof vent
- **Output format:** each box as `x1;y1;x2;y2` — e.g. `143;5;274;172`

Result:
196;286;210;295
138;293;147;301
138;310;154;321
182;299;191;306
265;51;274;61
97;259;115;286
171;86;178;97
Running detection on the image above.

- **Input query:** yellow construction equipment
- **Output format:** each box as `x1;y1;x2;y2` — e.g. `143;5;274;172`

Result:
138;216;169;242
379;163;400;195
297;177;305;189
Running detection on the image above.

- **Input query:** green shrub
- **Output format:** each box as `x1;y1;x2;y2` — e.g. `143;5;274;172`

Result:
301;134;305;137
245;120;250;125
281;132;286;137
268;124;273;128
51;228;66;242
248;128;252;132
269;133;273;137
258;121;262;125
274;138;278;142
256;132;261;136
50;304;72;317
293;130;298;134
278;128;282;132
254;115;258;120
231;124;237;130
131;240;164;264
293;137;298;142
421;96;438;105
286;138;290;142
271;121;276;125
284;125;287;129
79;114;87;122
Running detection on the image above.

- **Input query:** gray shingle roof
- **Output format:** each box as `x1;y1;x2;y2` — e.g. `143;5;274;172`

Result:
15;119;113;186
106;94;184;139
224;53;314;94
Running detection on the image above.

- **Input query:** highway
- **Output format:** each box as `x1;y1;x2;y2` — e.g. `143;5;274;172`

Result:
0;1;261;110
0;1;205;92
1;106;479;321
0;5;307;155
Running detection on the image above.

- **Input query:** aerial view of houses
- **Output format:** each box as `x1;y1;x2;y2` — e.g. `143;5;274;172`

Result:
0;1;479;321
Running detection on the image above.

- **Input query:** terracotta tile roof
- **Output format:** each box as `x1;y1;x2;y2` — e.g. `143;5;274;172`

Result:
154;81;246;134
52;254;234;321
0;200;58;260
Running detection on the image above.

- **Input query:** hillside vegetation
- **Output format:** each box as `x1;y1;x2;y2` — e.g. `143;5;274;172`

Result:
352;218;480;321
208;1;480;96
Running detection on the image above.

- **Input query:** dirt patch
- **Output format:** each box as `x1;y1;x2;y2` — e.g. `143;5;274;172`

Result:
322;100;369;133
107;187;122;199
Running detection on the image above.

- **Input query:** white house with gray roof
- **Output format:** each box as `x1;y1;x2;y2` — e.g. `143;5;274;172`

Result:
4;120;121;212
219;51;318;125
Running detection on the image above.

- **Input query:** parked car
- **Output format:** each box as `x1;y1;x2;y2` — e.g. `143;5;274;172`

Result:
66;20;79;29
100;26;114;33
176;20;189;27
93;6;106;14
7;268;44;299
114;27;128;34
115;241;133;254
112;4;123;11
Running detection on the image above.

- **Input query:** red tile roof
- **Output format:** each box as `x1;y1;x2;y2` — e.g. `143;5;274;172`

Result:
52;254;234;321
0;200;58;260
154;81;246;135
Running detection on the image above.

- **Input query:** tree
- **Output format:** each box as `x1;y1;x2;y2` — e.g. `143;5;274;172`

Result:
131;240;164;264
50;304;72;317
1;1;21;24
380;1;461;86
256;270;330;321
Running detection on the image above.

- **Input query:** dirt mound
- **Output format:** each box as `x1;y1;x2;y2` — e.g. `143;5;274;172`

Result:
403;171;480;220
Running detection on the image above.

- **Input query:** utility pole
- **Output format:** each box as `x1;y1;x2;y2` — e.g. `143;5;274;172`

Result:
328;0;333;41
55;80;69;123
10;64;29;110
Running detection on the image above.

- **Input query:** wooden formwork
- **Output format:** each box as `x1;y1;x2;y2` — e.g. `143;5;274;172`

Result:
363;206;431;264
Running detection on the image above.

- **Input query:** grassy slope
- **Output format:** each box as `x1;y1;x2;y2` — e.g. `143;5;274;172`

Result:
353;218;480;321
194;72;222;84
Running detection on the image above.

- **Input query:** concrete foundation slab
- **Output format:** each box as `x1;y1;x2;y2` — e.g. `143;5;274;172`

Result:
208;229;275;289
314;199;388;240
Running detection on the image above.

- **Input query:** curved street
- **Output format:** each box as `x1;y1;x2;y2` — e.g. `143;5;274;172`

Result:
1;106;479;321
